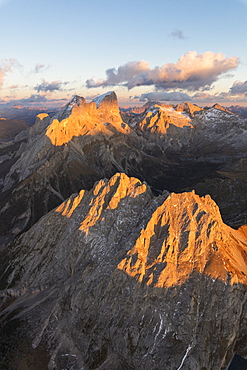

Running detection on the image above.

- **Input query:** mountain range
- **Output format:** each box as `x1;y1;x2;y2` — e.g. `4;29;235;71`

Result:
0;91;247;369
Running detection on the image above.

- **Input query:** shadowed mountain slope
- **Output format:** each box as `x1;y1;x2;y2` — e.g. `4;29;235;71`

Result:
0;118;29;141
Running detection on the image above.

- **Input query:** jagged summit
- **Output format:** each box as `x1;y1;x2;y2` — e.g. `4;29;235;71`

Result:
2;172;247;292
196;105;238;123
175;101;203;117
46;91;129;145
92;90;117;108
211;103;233;115
52;94;85;122
137;103;193;134
49;92;119;127
1;173;247;369
119;190;247;287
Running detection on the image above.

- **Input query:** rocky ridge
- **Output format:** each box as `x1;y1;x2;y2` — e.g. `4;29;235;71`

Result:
0;173;247;369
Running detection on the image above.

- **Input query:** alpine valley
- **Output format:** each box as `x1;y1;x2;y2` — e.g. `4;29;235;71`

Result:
0;91;247;369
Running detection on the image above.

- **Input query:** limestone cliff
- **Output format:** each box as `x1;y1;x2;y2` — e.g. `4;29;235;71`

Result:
0;173;247;369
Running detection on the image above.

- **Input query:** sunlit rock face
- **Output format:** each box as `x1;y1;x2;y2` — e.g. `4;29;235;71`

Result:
46;91;130;146
119;191;247;287
175;102;203;117
0;173;247;369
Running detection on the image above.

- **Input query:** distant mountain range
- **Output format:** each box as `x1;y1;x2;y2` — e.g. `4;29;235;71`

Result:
227;105;247;117
1;101;247;127
0;105;60;125
0;118;30;141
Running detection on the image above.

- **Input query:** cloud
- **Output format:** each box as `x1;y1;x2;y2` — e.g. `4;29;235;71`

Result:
34;79;64;92
229;80;247;95
32;63;47;73
1;94;68;108
86;61;150;88
86;52;239;91
0;58;19;88
17;94;48;104
168;29;188;40
8;84;19;89
191;91;247;103
140;91;192;102
192;92;219;101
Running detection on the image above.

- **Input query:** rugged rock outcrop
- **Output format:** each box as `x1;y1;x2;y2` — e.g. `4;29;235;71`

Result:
0;173;247;369
212;103;233;115
175;102;203;117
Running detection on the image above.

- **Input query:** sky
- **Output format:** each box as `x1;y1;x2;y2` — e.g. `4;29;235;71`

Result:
1;0;247;108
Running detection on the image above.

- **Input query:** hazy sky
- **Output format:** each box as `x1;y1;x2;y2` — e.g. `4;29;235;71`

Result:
1;0;247;107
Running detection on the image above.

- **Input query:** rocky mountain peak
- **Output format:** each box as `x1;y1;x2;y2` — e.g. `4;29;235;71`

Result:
46;91;129;146
52;94;86;122
137;104;193;134
1;173;247;369
56;172;150;235
92;90;117;109
118;190;247;288
212;103;233;114
175;101;203;117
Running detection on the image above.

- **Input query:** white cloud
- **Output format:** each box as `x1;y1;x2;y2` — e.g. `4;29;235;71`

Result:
229;80;247;95
0;58;19;88
86;61;149;88
86;52;239;92
34;80;62;92
34;79;69;92
140;91;191;102
32;63;48;74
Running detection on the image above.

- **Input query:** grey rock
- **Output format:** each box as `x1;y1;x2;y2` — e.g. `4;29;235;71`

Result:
0;173;247;369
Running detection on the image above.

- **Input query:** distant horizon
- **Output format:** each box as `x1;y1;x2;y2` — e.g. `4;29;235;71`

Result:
1;90;247;111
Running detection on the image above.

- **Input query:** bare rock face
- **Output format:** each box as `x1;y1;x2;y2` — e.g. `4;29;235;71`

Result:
175;102;203;117
212;103;233;115
0;173;247;369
